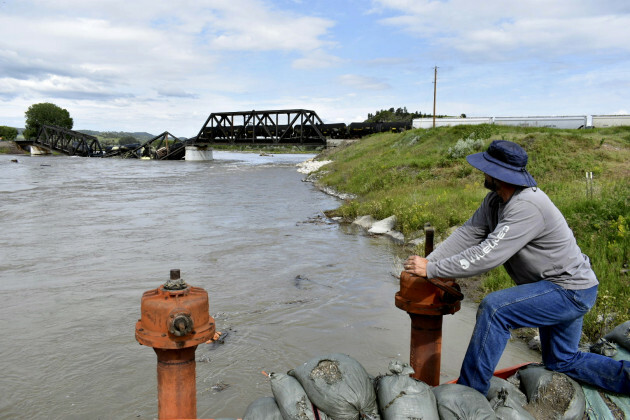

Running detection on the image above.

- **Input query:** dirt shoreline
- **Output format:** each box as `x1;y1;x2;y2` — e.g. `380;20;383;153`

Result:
0;141;28;155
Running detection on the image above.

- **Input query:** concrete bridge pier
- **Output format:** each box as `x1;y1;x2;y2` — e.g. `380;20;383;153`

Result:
184;145;213;161
30;145;52;156
185;145;213;161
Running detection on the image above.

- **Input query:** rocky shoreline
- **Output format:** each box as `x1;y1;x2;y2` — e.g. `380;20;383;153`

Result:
296;157;454;250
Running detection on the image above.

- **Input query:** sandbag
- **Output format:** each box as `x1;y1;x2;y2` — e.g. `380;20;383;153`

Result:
432;383;497;420
243;396;283;420
487;376;528;407
288;353;380;420
489;394;535;420
604;320;630;352
270;372;318;420
518;364;585;420
486;376;533;420
375;360;439;420
589;337;618;357
488;389;532;419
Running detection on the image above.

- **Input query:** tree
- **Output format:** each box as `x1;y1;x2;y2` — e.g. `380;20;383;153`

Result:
23;102;73;139
364;107;424;123
118;135;138;145
0;126;18;141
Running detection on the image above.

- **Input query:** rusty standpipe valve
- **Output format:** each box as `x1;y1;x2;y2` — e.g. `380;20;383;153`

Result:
136;269;216;419
395;225;464;386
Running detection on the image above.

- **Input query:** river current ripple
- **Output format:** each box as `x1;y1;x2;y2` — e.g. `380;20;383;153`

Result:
0;151;539;419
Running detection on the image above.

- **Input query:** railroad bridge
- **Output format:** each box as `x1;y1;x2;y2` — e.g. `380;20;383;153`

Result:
193;109;331;146
19;108;410;159
22;126;187;160
28;125;105;157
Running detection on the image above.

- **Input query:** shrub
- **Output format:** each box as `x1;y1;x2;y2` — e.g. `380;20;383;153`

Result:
447;136;485;159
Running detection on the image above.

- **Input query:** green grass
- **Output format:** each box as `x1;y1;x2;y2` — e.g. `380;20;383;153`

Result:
318;124;630;342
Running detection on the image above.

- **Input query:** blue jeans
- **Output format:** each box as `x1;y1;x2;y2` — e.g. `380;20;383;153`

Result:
458;281;630;395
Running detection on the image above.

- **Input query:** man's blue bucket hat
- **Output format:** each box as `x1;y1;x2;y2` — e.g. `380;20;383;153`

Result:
466;140;537;187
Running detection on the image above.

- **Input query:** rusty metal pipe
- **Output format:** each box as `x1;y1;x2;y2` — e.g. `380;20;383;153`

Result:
155;347;197;419
395;226;463;386
409;314;443;385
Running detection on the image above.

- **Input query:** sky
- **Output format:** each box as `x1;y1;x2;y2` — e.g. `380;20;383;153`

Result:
1;0;629;138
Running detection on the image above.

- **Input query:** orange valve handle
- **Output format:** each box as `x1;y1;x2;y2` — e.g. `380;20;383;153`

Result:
424;276;464;302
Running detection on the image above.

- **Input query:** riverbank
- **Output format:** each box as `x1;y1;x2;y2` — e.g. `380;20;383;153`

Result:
305;124;630;345
297;155;489;305
0;141;28;155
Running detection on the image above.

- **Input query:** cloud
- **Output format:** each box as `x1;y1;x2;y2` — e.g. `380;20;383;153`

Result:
338;74;391;90
292;50;344;69
0;74;132;101
0;0;338;109
362;57;412;67
201;1;335;52
373;0;630;61
156;88;199;99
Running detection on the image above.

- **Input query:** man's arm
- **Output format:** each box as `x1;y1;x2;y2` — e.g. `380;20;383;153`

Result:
404;194;493;278
426;200;544;279
426;193;496;261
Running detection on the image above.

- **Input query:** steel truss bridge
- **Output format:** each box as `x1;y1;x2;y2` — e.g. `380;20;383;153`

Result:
32;125;105;157
194;109;328;146
104;131;186;160
26;126;187;160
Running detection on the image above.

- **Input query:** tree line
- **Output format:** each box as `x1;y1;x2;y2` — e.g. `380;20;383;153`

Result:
365;107;452;123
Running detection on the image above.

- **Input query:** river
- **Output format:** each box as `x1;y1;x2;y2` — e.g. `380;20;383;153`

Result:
0;152;540;419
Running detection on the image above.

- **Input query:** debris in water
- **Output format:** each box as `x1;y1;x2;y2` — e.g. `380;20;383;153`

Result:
211;382;230;392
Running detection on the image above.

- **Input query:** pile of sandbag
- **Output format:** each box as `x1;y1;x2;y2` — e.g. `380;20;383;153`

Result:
590;320;630;358
240;353;589;420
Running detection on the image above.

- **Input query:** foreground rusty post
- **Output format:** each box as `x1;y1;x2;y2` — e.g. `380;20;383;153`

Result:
395;226;464;385
136;269;216;419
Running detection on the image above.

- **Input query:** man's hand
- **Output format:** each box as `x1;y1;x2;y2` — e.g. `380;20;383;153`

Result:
404;255;428;277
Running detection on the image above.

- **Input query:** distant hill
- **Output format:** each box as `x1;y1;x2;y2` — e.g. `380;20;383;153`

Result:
77;130;156;141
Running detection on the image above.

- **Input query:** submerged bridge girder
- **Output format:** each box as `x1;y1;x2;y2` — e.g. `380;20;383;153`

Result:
194;109;327;146
33;125;104;157
104;131;186;160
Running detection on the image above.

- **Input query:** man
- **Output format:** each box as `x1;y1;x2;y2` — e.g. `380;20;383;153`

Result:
404;140;629;395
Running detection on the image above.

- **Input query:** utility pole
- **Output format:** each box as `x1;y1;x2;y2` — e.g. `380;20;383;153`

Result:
432;66;438;128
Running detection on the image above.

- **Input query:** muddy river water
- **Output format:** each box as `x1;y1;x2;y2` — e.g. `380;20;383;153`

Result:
0;152;540;419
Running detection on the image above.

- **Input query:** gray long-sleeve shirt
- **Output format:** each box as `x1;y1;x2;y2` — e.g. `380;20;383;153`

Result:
426;188;598;290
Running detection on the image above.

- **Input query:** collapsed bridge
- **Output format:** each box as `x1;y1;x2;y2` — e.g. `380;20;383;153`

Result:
30;125;105;157
104;131;186;160
25;126;187;160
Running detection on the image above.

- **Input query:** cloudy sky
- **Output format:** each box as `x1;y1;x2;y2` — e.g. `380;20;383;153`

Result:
1;0;629;137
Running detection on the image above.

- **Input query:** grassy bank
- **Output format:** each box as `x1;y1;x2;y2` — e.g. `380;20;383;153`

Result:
317;124;629;342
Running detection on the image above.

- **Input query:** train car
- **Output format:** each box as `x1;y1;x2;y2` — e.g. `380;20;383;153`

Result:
591;114;630;128
380;121;412;133
347;122;378;138
318;123;348;139
493;116;587;129
412;117;493;129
